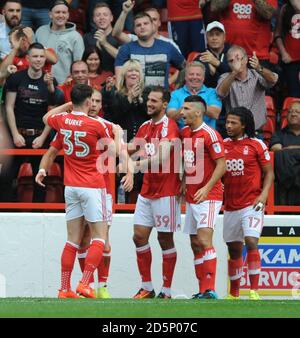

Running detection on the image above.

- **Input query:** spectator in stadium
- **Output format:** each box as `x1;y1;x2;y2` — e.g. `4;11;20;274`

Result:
192;21;231;137
102;59;147;142
112;1;181;52
181;95;226;299
129;86;181;299
167;0;206;58
223;107;274;300
115;12;185;89
20;0;72;31
58;60;89;103
35;0;84;84
43;84;113;299
209;0;278;67
217;45;278;134
167;61;222;129
193;21;231;89
0;0;22;60
81;46;113;91
5;42;60;202
270;100;300;205
274;0;300;98
83;2;120;74
0;25;58;74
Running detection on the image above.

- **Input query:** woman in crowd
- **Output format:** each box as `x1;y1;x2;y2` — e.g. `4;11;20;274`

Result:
82;46;113;91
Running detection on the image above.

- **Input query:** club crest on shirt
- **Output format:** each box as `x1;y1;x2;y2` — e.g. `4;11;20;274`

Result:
213;142;221;153
264;150;270;161
161;127;167;138
243;146;249;155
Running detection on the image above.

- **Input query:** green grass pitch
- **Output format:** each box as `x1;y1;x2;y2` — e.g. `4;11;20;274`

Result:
0;298;299;318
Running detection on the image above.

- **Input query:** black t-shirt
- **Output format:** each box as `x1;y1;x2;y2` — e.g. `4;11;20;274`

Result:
83;31;120;73
269;126;300;149
21;0;54;8
6;70;57;129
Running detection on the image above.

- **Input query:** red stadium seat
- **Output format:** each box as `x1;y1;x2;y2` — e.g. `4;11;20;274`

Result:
281;97;300;127
262;117;275;147
187;51;201;63
44;163;64;203
265;95;276;126
17;163;33;203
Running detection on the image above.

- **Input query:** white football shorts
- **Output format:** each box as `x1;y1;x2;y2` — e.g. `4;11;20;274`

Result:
65;186;107;223
184;200;222;235
223;206;264;243
134;194;181;232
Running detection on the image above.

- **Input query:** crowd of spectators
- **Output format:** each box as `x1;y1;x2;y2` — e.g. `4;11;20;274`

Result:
0;0;299;206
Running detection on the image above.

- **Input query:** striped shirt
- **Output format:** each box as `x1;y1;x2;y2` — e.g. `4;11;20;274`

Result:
217;69;275;129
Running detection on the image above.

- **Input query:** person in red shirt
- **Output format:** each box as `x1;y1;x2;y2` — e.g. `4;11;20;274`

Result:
223;107;274;300
181;95;226;299
37;88;133;298
130;86;181;299
210;0;277;64
43;84;114;299
58;60;90;103
0;25;58;74
167;0;206;58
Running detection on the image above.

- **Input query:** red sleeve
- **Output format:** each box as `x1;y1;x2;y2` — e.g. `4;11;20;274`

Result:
266;0;278;9
256;140;271;167
206;132;225;160
162;120;180;141
47;114;60;131
50;133;63;150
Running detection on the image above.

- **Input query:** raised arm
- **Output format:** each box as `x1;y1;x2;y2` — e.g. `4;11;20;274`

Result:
210;0;231;12
253;0;277;20
111;0;134;44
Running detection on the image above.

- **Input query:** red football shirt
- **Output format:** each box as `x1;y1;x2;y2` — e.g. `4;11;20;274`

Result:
47;112;111;188
220;0;277;60
50;116;114;194
7;48;55;72
134;115;181;199
167;0;202;21
223;137;271;211
284;12;300;61
181;123;224;203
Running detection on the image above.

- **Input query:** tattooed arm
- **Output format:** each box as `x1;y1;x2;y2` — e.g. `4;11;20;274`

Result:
253;0;277;20
210;0;230;12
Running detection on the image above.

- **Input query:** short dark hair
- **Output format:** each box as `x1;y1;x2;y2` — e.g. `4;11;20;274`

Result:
71;84;93;105
8;25;26;39
49;0;69;11
28;42;45;53
3;0;21;7
184;95;207;111
82;47;102;74
226;107;256;138
150;86;170;103
134;12;153;23
93;2;112;13
70;60;88;74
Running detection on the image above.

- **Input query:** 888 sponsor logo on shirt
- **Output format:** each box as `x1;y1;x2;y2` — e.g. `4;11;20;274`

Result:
232;2;252;20
226;158;245;176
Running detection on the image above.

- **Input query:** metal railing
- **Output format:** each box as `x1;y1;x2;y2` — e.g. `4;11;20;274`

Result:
0;149;299;214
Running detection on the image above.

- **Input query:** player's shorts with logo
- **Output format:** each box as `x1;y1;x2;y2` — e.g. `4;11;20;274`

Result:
65;186;107;223
184;200;222;235
223;206;264;242
134;194;181;232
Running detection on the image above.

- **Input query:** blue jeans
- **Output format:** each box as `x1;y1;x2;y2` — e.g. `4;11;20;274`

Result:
170;19;206;58
21;7;50;31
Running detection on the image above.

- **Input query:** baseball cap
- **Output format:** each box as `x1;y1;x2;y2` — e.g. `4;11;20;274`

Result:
206;21;225;33
50;0;70;11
